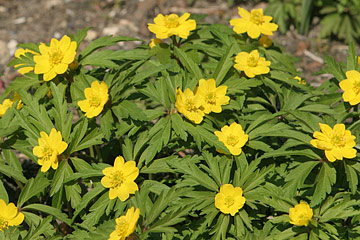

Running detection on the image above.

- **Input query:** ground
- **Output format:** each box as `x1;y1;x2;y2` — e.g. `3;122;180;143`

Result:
0;0;351;94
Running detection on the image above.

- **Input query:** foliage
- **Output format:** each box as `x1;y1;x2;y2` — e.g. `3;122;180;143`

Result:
1;6;360;240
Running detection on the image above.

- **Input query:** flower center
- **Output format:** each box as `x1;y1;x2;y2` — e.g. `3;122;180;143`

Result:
185;98;197;111
207;92;216;104
224;196;234;207
353;81;360;94
111;171;125;188
250;10;264;25
43;146;54;161
0;217;8;231
331;133;346;147
247;56;259;67
165;14;180;28
115;218;129;236
89;96;101;108
226;135;239;146
49;48;64;66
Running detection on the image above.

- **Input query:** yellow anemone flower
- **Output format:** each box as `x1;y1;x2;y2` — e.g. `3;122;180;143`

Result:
175;88;205;124
215;122;248;156
258;35;272;48
101;156;139;201
77;81;109;118
234;49;270;78
149;38;162;48
33;128;68;172
339;70;360;105
148;12;196;39
108;207;140;240
194;78;230;114
14;48;39;74
230;7;278;39
0;199;24;232
289;202;313;226
0;92;23;117
294;76;306;85
310;123;357;162
34;35;77;81
215;184;246;216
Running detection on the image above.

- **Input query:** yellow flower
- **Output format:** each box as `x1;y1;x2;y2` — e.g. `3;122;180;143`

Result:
108;207;140;240
215;184;246;216
258;35;272;48
194;79;230;114
0;93;23;117
0;99;13;118
294;76;306;85
78;81;109;118
0;199;24;232
339;70;360;105
234;50;270;78
230;7;278;39
175;88;205;124
310;123;357;162
289;202;313;226
214;122;248;155
14;48;39;74
101;156;139;201
34;35;77;81
33;128;68;172
149;38;162;48
148;12;196;39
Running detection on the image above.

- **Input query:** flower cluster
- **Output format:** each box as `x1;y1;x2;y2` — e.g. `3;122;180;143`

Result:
215;184;246;216
101;156;139;201
234;49;270;78
78;81;109;118
33;128;68;172
339;70;360;105
176;79;230;124
14;48;39;74
230;7;278;39
214;122;248;156
310;123;356;162
289;202;313;226
0;92;23;117
108;207;140;240
0;199;24;232
148;12;196;39
34;35;77;81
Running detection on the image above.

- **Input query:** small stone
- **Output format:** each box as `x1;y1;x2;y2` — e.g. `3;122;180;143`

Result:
14;17;26;24
86;30;98;41
7;39;18;56
103;26;119;36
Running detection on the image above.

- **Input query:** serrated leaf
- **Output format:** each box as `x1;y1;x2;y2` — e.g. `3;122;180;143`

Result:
312;162;336;206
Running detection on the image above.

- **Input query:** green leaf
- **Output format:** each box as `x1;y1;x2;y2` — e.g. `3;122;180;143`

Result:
312;162;336;206
23;204;72;226
0;162;27;183
79;35;142;60
171;113;188;141
112;100;147;121
284;161;320;197
71;28;91;50
50;160;68;197
18;175;50;207
0;181;8;203
174;46;202;80
214;43;236;85
344;161;358;194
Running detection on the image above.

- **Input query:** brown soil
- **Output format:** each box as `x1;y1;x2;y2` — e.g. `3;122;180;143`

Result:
0;0;351;94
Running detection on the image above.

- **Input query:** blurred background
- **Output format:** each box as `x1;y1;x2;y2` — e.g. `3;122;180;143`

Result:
1;0;360;92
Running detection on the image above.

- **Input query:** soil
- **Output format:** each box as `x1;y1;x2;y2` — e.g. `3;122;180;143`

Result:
0;0;351;95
